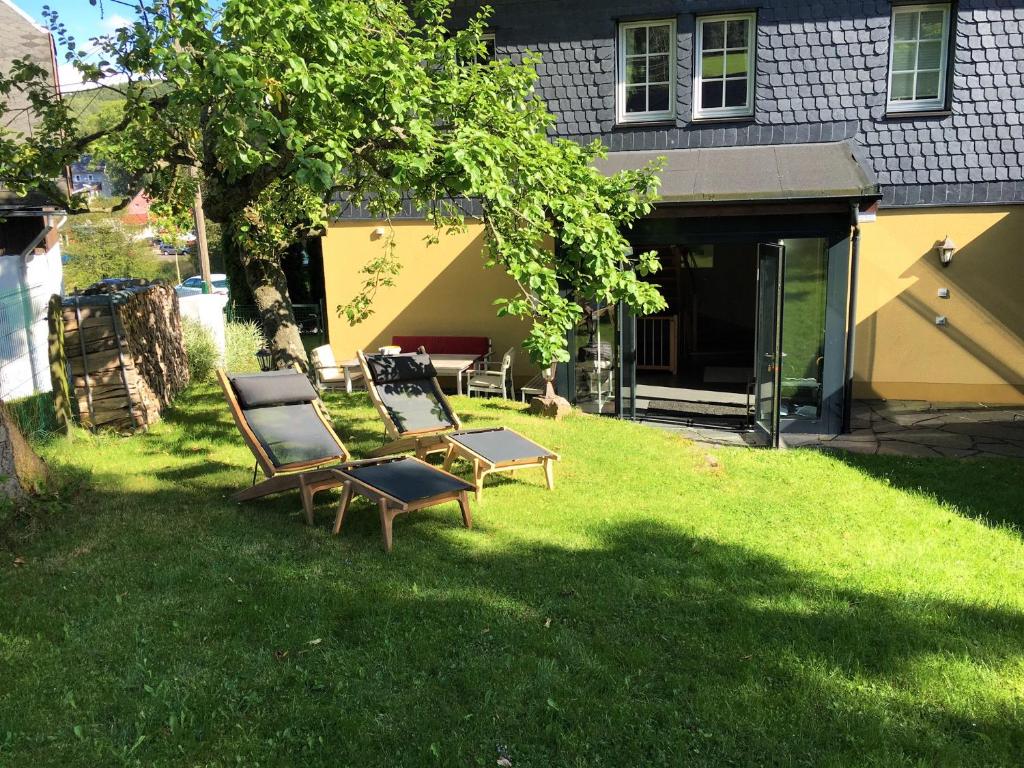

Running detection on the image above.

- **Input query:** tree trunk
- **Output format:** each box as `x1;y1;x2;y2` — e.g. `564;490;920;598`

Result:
0;401;49;499
239;250;308;371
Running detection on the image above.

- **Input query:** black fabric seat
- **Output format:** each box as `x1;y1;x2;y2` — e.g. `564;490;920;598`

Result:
344;457;473;503
228;371;342;467
244;403;345;467
448;429;551;463
364;352;458;434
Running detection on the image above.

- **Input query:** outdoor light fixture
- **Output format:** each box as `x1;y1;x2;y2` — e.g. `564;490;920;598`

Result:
255;347;273;371
936;235;956;267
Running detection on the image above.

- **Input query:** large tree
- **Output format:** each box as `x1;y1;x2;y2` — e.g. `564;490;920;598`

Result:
0;0;666;368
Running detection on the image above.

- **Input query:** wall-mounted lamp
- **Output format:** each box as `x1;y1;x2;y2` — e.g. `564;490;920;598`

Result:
371;226;386;240
936;235;956;267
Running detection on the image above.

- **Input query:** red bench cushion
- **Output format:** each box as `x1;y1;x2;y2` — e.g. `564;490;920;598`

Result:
392;335;490;357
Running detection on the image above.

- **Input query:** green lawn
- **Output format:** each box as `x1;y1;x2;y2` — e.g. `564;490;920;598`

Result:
2;386;1023;766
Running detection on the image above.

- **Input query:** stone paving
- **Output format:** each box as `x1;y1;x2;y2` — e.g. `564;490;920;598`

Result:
650;400;1024;459
795;400;1024;459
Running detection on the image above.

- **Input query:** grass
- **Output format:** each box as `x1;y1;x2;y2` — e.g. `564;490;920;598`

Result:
2;385;1023;766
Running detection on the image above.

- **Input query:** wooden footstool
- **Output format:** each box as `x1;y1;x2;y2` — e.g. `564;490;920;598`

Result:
441;427;559;502
329;456;474;552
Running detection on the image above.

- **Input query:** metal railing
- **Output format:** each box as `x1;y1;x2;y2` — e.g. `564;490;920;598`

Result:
636;315;678;375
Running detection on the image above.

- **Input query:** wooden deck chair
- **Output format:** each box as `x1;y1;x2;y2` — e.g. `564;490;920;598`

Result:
358;349;560;500
217;367;352;524
218;367;474;550
357;348;462;458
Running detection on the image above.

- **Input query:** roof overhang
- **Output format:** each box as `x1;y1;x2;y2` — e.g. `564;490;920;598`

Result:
594;140;880;205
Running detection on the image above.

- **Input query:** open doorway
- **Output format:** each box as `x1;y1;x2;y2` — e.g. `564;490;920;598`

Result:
631;237;833;435
633;241;758;428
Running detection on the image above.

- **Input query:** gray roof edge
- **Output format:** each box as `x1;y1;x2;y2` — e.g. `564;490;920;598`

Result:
596;141;880;201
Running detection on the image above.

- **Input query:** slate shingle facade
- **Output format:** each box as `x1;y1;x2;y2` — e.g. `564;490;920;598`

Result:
452;0;1024;207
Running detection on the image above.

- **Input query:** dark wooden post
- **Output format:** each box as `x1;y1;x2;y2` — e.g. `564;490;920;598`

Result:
46;294;73;434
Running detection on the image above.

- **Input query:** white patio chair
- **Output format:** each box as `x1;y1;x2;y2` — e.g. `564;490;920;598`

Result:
311;344;361;393
466;347;515;399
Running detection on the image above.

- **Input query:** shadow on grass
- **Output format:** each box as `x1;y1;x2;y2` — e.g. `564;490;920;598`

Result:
8;470;1024;765
832;451;1024;534
13;385;1023;764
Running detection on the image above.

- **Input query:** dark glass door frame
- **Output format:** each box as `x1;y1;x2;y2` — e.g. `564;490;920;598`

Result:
776;233;851;441
754;242;785;448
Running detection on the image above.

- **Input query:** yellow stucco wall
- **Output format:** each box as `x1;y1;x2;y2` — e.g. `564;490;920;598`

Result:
322;220;533;379
854;206;1024;404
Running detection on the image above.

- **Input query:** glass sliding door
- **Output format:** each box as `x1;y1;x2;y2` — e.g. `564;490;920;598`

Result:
779;238;829;425
753;242;785;446
574;302;619;414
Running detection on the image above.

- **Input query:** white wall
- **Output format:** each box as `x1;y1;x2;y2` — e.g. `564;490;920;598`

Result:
0;241;63;401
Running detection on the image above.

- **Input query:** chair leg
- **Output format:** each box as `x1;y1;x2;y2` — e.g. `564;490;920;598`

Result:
544;458;555;491
299;475;314;526
474;460;484;503
378;499;395;553
442;443;457;472
332;482;352;535
458;491;472;529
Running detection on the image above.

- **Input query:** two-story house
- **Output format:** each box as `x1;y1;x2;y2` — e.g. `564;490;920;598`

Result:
321;1;1024;445
70;156;112;198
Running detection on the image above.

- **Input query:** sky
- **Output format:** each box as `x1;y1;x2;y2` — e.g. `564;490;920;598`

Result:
13;0;137;91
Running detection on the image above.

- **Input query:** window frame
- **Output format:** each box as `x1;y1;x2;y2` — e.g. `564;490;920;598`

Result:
480;32;496;61
886;3;952;114
692;11;757;121
616;18;677;125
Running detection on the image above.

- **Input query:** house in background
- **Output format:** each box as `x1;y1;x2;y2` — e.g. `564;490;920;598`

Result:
321;0;1023;446
70;156;112;198
121;190;152;228
0;0;66;401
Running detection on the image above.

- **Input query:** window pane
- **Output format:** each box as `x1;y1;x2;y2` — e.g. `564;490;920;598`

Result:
701;79;724;109
893;11;918;41
702;51;724;78
916;70;940;99
780;239;828;422
625;85;646;113
890;72;915;100
626;27;646;55
702;21;725;50
648;54;670;82
648;84;670;112
648;24;670;53
917;40;942;70
725;50;748;76
724;77;747;107
626;58;647;84
920;10;945;39
726;19;748;49
892;41;916;71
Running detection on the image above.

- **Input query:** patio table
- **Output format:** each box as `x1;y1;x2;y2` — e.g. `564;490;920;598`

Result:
428;353;484;395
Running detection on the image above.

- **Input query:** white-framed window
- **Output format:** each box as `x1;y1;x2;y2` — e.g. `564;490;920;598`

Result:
617;19;676;123
887;4;951;112
693;12;756;119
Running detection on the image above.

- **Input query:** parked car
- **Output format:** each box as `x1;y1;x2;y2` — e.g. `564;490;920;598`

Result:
175;274;229;297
